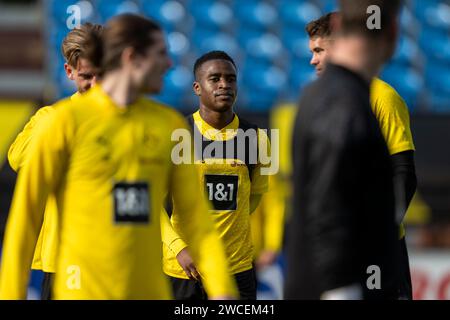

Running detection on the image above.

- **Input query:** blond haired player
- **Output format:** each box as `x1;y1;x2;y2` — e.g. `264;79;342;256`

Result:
7;23;102;299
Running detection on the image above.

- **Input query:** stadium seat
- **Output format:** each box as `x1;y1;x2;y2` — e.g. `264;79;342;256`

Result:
318;0;338;13
189;0;233;30
167;31;190;62
234;1;278;30
192;29;240;58
153;65;193;108
241;61;287;111
141;0;187;32
279;1;322;27
97;0;140;23
381;63;425;110
287;59;317;92
281;28;312;60
419;28;450;63
392;35;423;67
238;30;283;62
414;0;450;31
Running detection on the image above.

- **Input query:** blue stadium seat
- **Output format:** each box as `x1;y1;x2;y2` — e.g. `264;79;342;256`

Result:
234;1;278;30
240;61;287;110
192;30;240;58
288;59;317;92
392;35;422;67
189;0;233;30
281;28;311;60
381;64;424;110
419;28;450;63
97;0;141;23
153;66;193;108
279;1;322;27
318;0;338;13
415;0;450;31
238;30;283;62
142;0;187;32
167;31;191;62
425;62;450;96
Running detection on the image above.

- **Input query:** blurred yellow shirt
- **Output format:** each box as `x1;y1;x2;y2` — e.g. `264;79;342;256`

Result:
8;93;79;273
0;86;236;299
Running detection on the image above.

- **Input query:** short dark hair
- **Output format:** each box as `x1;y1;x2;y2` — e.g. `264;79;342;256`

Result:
339;0;401;37
305;12;339;38
193;51;237;79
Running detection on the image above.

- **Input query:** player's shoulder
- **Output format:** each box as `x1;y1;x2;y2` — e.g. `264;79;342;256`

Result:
370;77;408;111
140;97;188;128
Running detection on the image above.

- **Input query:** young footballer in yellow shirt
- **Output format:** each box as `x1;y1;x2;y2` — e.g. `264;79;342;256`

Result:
0;15;236;300
6;23;102;299
161;51;270;300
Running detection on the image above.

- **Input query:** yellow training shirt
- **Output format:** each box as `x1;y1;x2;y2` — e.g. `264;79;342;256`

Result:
162;111;269;279
0;86;236;299
371;78;416;238
7;93;79;273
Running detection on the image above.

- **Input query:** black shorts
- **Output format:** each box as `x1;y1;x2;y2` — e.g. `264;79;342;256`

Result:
41;272;54;300
169;268;257;300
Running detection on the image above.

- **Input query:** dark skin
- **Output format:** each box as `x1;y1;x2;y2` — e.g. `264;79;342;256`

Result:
193;59;237;129
176;58;262;280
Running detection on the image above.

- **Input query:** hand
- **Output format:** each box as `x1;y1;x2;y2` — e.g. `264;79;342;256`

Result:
256;250;278;270
176;247;200;281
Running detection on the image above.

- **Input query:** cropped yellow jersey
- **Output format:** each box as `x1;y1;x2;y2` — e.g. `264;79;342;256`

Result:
7;93;79;273
251;104;296;258
0;86;237;299
162;111;269;278
371;78;415;238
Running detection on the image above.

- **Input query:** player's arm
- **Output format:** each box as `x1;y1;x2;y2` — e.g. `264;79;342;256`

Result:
391;151;417;224
7;106;53;172
372;82;416;223
256;175;286;269
169;116;238;299
0;103;71;299
160;209;199;280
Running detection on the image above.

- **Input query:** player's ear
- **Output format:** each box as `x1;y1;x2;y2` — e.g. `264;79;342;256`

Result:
193;81;201;96
64;63;75;81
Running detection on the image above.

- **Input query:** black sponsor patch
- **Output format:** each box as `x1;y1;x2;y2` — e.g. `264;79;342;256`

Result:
204;174;238;211
113;182;150;223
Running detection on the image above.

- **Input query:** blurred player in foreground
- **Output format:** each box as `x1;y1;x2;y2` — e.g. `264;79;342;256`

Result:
0;14;237;300
305;11;416;299
285;0;403;299
162;51;270;300
7;23;103;299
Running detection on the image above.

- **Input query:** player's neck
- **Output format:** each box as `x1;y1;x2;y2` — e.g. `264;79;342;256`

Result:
199;106;234;130
101;70;139;108
329;36;382;84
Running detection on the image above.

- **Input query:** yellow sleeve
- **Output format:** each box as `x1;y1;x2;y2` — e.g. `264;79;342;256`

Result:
0;102;72;299
160;208;187;256
250;128;271;195
7;106;54;172
370;79;415;155
169;116;238;299
262;174;286;253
